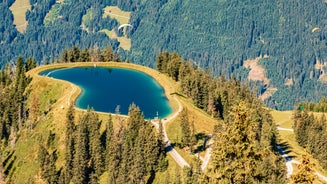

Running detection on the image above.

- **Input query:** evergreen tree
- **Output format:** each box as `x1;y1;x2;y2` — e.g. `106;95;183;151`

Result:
167;52;183;81
72;113;89;184
208;101;274;183
106;114;119;184
87;111;103;177
61;49;68;63
180;108;191;148
102;45;114;62
156;52;169;72
38;145;58;184
64;104;75;183
80;48;90;62
25;57;37;71
291;154;316;183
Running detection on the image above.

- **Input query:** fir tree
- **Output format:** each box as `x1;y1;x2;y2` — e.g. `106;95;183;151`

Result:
72;113;89;184
106;114;119;184
291;154;316;183
208;101;277;183
64;104;75;183
102;45;114;62
180;108;191;148
87;111;103;177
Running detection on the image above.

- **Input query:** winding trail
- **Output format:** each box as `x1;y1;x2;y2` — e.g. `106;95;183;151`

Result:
277;127;327;182
67;84;77;106
276;126;294;132
152;95;190;168
200;139;213;170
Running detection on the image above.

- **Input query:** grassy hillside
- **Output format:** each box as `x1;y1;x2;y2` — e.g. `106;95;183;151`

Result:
271;110;327;183
4;62;216;183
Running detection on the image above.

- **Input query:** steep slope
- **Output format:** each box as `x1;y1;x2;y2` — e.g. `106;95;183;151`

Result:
1;0;327;109
128;0;327;110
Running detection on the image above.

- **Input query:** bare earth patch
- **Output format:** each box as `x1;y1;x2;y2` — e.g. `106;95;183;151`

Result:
284;78;293;86
243;57;270;84
9;0;31;33
243;56;277;100
315;59;327;82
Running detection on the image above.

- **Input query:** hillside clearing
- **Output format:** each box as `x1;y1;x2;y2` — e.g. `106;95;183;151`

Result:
101;6;132;51
102;6;130;25
18;62;216;183
243;56;278;100
271;110;327;183
9;0;30;33
100;29;131;50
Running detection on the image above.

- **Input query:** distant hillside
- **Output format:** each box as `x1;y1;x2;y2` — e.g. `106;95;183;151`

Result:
1;0;327;109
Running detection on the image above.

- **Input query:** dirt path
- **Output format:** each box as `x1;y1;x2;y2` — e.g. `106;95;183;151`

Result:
152;95;190;168
277;127;327;182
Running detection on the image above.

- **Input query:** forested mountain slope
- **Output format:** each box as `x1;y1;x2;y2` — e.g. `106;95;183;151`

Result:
1;0;327;109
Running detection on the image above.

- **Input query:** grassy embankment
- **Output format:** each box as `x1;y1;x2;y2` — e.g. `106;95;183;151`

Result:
271;110;327;184
9;0;30;33
7;62;215;183
101;6;132;50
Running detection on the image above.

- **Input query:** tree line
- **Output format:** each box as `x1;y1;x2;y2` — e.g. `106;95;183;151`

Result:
59;45;121;63
38;103;167;184
157;51;287;183
293;108;327;170
0;56;36;182
299;97;327;113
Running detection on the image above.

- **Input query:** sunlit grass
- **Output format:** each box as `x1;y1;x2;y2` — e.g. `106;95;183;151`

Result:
9;0;30;33
102;6;130;25
271;110;327;183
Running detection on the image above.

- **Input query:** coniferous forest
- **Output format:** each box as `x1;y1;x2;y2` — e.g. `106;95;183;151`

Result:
293;109;327;170
1;0;327;182
1;0;327;109
0;52;288;183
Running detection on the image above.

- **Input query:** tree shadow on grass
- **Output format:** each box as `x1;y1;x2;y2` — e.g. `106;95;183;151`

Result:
277;141;296;161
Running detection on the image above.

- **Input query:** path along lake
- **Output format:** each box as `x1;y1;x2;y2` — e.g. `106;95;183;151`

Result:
40;67;173;119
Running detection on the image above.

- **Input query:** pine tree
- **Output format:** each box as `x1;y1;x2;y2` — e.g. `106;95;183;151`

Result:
72;114;89;184
143;121;159;174
208;101;263;183
106;114;119;184
64;104;75;183
80;48;90;62
156;52;169;72
61;49;68;63
87;111;103;177
25;57;36;71
180;108;191;148
167;52;183;81
291;154;316;183
38;145;58;183
102;45;114;62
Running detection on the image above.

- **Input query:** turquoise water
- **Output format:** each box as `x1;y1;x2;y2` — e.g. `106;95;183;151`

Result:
40;67;172;119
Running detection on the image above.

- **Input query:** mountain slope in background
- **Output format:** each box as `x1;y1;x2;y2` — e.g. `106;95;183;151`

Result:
1;0;327;109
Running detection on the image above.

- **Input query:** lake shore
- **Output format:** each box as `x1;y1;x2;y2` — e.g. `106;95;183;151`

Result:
28;62;180;118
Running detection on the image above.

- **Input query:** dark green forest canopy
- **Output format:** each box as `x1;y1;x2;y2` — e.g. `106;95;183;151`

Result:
1;0;327;109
